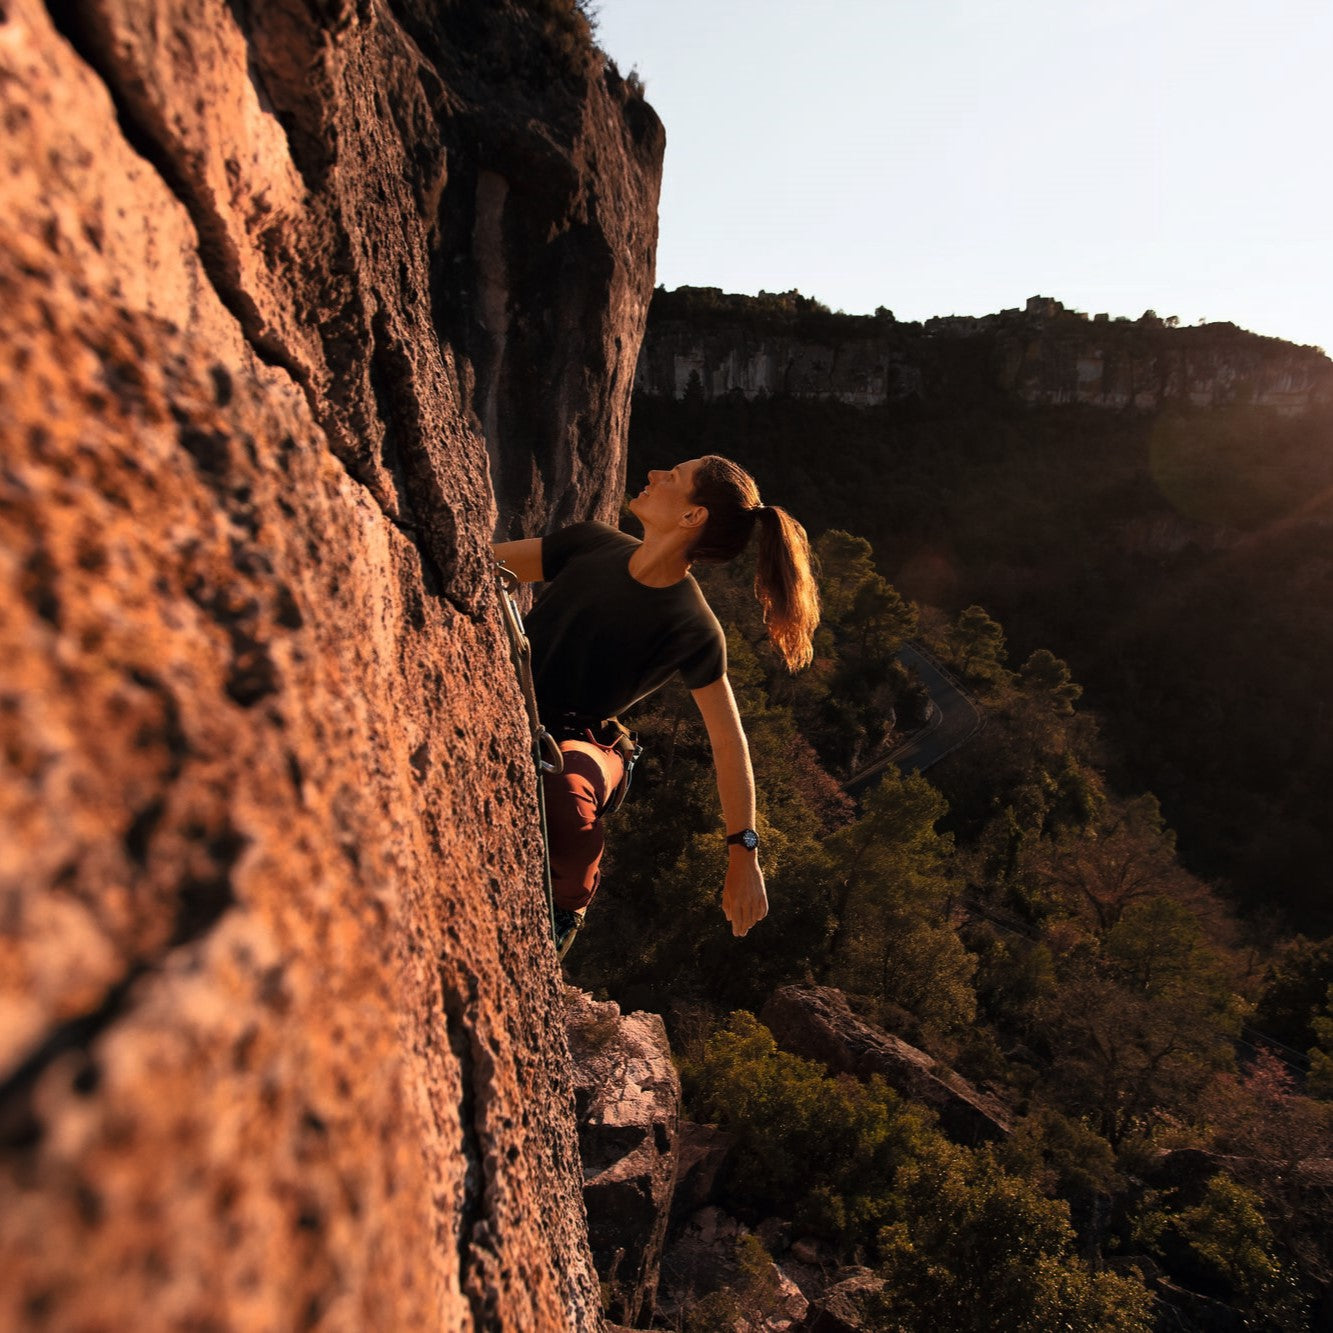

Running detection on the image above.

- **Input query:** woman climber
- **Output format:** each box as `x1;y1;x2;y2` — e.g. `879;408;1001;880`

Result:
493;455;819;957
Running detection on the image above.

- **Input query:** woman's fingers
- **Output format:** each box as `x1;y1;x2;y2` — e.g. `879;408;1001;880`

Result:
723;861;768;936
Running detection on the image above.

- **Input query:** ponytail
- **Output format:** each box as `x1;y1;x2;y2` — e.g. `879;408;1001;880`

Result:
688;457;820;672
752;505;819;671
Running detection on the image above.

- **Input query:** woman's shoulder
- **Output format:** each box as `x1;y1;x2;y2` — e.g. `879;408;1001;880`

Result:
679;574;725;628
554;519;634;543
542;520;636;579
547;521;636;555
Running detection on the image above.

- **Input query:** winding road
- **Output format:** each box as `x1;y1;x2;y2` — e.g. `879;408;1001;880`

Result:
842;643;984;798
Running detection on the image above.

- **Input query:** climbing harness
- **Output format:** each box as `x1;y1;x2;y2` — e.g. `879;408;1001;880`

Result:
496;564;563;950
548;713;642;818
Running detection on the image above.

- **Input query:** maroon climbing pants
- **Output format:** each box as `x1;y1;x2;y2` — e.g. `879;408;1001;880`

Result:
542;738;625;912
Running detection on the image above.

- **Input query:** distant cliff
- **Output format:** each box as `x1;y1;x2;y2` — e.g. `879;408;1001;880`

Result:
636;288;1333;414
0;0;661;1328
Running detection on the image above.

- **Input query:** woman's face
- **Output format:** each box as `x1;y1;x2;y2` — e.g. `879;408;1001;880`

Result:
628;458;706;532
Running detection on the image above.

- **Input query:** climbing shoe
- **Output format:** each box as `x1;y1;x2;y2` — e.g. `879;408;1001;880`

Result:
553;906;586;961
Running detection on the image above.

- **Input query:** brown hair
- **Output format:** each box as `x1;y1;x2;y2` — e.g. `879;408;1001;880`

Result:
688;455;820;671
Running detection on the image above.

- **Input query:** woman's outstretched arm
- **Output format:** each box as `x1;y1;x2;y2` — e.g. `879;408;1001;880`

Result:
493;537;544;583
691;674;769;938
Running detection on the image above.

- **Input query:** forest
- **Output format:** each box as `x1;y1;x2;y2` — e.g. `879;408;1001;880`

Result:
628;379;1333;935
566;400;1333;1326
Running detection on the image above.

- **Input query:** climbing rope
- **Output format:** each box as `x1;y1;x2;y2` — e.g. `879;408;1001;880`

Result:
496;564;563;948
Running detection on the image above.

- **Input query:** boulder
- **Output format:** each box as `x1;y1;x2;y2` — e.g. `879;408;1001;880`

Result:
565;990;679;1327
790;1237;829;1267
755;1215;792;1253
1147;1147;1333;1196
658;1207;744;1318
670;1118;736;1223
1143;1148;1240;1201
659;1209;808;1333
760;986;1011;1144
1150;1278;1245;1332
765;1266;813;1330
801;1267;888;1333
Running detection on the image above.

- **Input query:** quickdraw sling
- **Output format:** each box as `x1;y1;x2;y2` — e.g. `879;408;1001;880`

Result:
496;564;563;947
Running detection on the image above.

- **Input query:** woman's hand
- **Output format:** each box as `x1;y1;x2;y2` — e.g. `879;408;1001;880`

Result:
722;850;768;937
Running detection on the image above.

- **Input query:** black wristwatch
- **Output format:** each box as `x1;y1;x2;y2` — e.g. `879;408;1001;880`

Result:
726;828;760;852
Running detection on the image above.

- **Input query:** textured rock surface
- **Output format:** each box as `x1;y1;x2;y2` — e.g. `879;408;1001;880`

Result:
1146;1148;1333;1198
0;0;661;1327
800;1267;888;1332
636;288;1333;414
657;1206;742;1325
760;986;1012;1145
658;1207;809;1333
565;989;680;1327
670;1118;735;1224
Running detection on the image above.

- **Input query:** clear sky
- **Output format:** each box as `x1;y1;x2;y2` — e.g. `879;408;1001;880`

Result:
593;0;1332;352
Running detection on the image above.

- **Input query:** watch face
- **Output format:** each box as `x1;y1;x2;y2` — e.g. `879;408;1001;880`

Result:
740;828;759;850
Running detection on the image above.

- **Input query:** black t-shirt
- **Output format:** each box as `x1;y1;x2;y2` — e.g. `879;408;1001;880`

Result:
526;522;727;721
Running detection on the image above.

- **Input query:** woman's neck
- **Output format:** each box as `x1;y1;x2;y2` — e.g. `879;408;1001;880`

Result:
627;527;693;587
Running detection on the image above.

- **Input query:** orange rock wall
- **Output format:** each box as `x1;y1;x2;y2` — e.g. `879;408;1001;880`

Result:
0;0;661;1327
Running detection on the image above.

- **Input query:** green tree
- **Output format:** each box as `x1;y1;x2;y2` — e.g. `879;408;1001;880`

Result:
1028;794;1195;934
971;928;1058;1040
1197;1048;1333;1296
874;1148;1151;1331
1042;896;1243;1144
814;530;916;657
998;1107;1119;1206
1018;648;1082;715
1253;934;1333;1053
1149;1174;1307;1327
849;574;916;662
681;1011;934;1250
946;604;1008;685
815;529;880;623
683;1011;1153;1332
826;768;976;1034
926;615;1103;851
805;530;918;773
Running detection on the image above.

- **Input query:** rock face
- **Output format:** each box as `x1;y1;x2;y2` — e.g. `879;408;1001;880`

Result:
760;987;1011;1145
0;1;661;1328
671;1118;736;1225
658;1206;810;1333
565;990;680;1327
802;1267;889;1333
636;287;1333;415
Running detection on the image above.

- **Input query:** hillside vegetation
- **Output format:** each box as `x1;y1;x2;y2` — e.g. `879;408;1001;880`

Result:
569;526;1333;1329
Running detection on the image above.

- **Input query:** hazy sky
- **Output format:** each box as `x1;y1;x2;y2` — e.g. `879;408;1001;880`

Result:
594;0;1332;352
